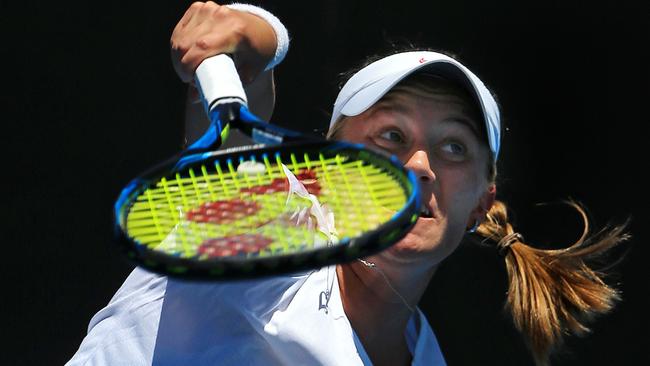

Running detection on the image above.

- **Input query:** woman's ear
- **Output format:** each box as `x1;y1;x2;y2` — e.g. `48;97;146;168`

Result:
467;184;496;227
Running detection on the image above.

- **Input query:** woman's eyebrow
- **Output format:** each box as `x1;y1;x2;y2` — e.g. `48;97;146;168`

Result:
367;105;413;129
443;117;482;140
372;102;410;115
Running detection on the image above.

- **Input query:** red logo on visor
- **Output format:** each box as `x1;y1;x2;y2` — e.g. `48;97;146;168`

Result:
419;58;426;64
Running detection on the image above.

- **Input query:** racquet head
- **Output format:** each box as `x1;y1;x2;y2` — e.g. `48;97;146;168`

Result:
113;55;421;280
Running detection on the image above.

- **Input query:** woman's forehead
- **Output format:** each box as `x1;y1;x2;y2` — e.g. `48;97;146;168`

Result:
370;89;483;134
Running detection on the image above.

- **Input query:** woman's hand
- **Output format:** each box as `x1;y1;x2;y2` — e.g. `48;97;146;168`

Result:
170;1;277;85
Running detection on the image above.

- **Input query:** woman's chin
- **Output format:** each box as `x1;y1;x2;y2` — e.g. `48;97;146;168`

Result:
377;232;439;265
376;219;458;267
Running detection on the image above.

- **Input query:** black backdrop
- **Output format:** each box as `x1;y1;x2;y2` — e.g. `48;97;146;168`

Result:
4;1;649;365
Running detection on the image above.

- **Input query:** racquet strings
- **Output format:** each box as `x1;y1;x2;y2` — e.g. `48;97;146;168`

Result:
125;151;409;260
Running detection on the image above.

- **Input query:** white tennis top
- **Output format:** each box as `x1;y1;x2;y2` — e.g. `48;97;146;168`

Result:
66;266;446;365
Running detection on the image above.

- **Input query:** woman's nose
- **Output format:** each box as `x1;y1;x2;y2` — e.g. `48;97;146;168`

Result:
404;150;435;184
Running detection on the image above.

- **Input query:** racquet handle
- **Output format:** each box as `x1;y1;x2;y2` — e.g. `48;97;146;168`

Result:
195;54;248;113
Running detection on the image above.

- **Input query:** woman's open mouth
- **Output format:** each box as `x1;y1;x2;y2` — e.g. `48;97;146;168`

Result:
419;205;433;218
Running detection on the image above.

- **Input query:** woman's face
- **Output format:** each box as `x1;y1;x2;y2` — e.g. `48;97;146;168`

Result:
336;89;495;271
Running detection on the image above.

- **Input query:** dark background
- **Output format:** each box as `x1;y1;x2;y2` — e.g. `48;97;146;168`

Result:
4;1;649;365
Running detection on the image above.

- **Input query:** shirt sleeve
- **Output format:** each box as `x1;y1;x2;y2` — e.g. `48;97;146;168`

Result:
65;268;168;366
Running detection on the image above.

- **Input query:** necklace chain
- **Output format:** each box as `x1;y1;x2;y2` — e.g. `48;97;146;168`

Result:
357;259;415;313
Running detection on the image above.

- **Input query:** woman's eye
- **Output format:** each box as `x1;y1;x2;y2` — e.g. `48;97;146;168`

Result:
379;130;404;143
440;142;466;156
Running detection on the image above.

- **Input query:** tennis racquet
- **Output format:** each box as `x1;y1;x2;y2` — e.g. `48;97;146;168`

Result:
114;54;421;280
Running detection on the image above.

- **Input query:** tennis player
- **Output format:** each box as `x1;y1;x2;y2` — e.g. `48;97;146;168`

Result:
67;3;627;365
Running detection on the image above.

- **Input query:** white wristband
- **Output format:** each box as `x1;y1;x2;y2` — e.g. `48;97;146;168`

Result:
226;3;290;71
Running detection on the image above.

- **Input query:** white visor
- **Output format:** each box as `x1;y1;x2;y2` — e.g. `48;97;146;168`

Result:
329;51;501;161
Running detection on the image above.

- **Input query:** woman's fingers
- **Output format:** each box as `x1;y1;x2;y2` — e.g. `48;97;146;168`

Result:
177;2;202;29
170;2;276;84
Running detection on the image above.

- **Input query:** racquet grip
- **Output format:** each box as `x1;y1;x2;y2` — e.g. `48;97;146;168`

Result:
195;55;248;113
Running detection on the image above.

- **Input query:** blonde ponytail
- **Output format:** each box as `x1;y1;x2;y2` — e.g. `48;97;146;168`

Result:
476;200;629;366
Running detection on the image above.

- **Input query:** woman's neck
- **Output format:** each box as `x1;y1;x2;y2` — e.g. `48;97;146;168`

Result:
336;261;435;366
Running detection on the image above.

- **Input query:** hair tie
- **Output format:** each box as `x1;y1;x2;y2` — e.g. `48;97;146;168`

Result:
497;232;523;257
